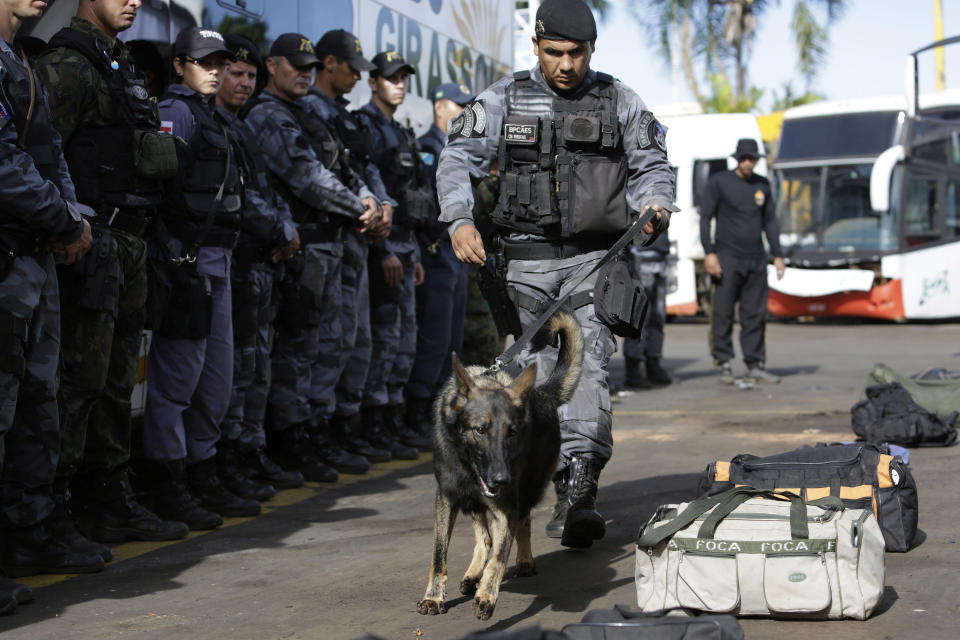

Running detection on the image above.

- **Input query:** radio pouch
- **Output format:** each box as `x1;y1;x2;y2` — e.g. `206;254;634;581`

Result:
477;260;522;337
594;256;648;338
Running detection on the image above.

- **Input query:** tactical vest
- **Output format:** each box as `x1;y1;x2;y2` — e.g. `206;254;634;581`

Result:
492;70;629;239
355;105;436;229
329;102;372;180
225;112;283;239
46;28;167;211
162;92;242;232
0;44;60;183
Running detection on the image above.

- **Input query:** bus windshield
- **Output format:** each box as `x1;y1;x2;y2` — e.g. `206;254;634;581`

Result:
776;164;897;257
777;112;900;162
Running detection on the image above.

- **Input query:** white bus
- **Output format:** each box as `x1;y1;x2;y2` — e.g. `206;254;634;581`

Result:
768;37;960;321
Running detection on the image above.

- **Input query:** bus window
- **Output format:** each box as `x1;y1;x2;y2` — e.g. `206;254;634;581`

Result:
775;167;820;248
821;164;877;250
947;179;960;238
902;172;940;247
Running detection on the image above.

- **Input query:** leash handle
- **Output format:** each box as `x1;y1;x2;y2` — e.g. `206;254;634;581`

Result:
492;207;661;370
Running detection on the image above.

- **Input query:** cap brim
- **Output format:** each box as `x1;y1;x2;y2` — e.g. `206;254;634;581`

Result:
189;44;235;61
346;55;376;72
287;52;320;67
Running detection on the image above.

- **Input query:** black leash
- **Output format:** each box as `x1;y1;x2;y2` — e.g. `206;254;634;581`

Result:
490;207;661;372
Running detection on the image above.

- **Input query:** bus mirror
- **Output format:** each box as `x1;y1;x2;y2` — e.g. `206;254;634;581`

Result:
904;55;917;119
870;145;904;213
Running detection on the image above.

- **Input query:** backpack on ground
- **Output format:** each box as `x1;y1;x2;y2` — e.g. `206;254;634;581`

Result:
635;487;886;620
698;442;918;551
852;382;957;447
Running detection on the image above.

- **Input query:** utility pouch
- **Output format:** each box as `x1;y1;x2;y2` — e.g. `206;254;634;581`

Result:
477;260;522;337
155;265;213;339
0;311;28;377
67;228;121;315
594;256;648;338
132;129;179;179
560;154;629;236
562;114;601;146
403;186;437;228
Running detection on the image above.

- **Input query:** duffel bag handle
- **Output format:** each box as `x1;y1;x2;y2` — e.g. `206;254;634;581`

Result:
698;488;808;540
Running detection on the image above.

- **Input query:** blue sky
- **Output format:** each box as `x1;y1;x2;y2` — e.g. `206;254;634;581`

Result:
587;0;960;112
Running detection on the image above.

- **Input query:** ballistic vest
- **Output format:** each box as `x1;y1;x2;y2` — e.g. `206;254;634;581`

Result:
162;91;242;231
354;103;435;228
0;44;59;183
46;28;165;211
492;70;629;239
222;110;282;244
328;100;372;181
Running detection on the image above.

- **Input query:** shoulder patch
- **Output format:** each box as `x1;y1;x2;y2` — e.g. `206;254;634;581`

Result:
419;151;436;166
637;111;667;152
160;120;173;134
448;99;487;142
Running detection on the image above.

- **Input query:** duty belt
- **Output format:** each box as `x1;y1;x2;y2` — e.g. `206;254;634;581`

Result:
166;223;239;249
231;245;272;269
501;238;612;261
0;232;50;258
94;207;152;236
298;222;343;245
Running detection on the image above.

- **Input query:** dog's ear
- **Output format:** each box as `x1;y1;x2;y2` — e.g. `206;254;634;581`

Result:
507;362;537;406
452;352;474;396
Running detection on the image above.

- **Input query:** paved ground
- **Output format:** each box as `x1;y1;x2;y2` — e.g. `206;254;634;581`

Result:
2;320;959;639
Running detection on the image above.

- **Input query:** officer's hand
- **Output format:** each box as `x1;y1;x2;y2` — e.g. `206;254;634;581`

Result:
55;219;92;265
451;224;486;265
380;203;394;227
358;197;381;232
773;257;786;280
272;229;300;263
641;204;668;234
704;253;722;279
382;254;403;287
414;261;425;286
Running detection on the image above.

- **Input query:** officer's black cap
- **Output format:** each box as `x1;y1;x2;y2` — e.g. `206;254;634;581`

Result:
732;138;764;160
269;33;320;67
535;0;598;42
315;29;376;73
224;35;262;69
173;27;235;61
370;50;416;78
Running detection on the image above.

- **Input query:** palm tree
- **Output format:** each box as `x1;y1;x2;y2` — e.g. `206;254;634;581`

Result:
632;0;846;111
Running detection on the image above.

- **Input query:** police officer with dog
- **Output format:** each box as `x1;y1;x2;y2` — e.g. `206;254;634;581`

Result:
436;0;676;549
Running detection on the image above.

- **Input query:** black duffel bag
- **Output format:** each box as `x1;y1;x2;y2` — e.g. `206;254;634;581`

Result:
852;382;958;447
563;605;744;640
698;442;918;552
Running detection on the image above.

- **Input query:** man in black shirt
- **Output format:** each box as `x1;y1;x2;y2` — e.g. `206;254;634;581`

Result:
700;138;785;384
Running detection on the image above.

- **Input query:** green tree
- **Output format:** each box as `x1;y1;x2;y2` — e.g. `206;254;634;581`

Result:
633;0;846;112
215;14;269;54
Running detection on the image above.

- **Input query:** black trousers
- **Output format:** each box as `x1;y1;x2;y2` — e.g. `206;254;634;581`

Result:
709;253;769;367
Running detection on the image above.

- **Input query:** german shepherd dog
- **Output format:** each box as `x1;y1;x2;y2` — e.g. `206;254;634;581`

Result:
416;310;584;621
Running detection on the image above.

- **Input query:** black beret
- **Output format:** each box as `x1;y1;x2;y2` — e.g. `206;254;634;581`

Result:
535;0;598;42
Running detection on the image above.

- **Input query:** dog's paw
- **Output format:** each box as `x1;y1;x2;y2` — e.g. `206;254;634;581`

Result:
515;561;537;577
473;596;497;621
459;576;479;595
416;598;447;615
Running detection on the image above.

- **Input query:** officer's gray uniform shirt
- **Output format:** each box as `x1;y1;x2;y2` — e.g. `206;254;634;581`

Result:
436;65;675;235
434;64;676;465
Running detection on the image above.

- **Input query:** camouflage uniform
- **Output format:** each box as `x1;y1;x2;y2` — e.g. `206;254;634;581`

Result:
0;38;86;532
38;18;154;481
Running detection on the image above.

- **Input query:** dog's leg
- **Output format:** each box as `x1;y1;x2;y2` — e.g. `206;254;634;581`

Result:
460;513;492;595
417;491;457;615
472;508;515;621
514;515;536;577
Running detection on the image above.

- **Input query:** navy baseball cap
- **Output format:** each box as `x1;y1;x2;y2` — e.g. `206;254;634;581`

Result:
370;50;415;78
269;33;320;67
315;29;376;72
431;82;474;105
173;27;234;60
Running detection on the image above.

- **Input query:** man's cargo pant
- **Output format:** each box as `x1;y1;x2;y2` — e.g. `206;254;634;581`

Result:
506;250;616;467
0;254;61;530
333;228;372;419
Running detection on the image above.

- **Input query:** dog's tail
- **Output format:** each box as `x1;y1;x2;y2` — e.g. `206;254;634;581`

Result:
530;309;584;406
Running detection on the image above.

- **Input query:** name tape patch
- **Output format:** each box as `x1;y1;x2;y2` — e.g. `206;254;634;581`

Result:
504;122;538;144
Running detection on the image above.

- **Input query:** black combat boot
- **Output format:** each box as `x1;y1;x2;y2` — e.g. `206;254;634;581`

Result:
76;467;189;543
0;576;32;616
405;396;434;443
217;442;276;501
623;357;652;390
148;459;223;530
240;448;304;490
646;357;673;385
0;517;105;577
362;406;418;461
186;457;261;517
274;422;339;482
388;404;432;452
544;468;569;539
308;418;369;475
331;413;391;463
561;454;606;549
49;477;114;563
